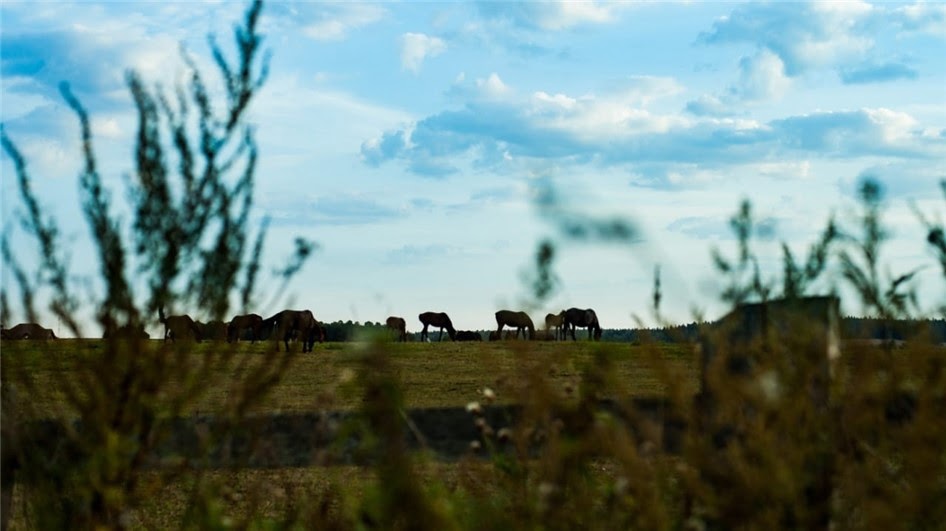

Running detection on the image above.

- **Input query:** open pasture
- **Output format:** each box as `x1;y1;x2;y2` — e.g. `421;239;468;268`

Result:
2;338;698;528
1;338;698;419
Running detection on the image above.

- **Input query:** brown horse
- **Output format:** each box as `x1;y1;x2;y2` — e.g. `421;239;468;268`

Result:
563;307;602;341
386;316;407;342
228;313;263;342
158;306;200;342
262;309;323;352
455;330;483;341
196;320;228;342
495;310;535;340
4;323;56;340
102;323;149;340
544;311;566;340
419;311;456;341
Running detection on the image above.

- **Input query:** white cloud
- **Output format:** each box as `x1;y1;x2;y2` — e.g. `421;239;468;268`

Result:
733;49;791;101
91;117;123;139
685;94;730;117
893;2;946;36
476;1;625;31
700;1;874;76
477;72;510;98
538;1;617;30
400;33;447;73
533;91;578;111
302;4;385;41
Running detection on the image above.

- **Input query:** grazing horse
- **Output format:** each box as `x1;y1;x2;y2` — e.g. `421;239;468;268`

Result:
228;313;263;343
563;307;602;341
262;309;323;352
419;312;456;341
158;306;200;342
544;311;566;340
495;310;535;340
4;323;56;340
196;320;228;342
455;330;483;341
102;323;149;340
386;316;407;342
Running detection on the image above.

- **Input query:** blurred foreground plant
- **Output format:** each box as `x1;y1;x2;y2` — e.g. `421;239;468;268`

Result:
1;1;313;528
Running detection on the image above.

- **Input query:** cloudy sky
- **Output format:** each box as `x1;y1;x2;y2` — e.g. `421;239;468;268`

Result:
2;1;945;336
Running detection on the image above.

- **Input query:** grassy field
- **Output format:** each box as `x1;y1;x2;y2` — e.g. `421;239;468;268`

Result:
1;338;698;419
2;338;699;528
3;337;944;529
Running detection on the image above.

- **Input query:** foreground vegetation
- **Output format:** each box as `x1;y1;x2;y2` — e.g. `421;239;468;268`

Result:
4;334;944;530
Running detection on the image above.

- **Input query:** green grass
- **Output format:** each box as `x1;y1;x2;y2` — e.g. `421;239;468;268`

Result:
1;339;698;419
2;338;697;528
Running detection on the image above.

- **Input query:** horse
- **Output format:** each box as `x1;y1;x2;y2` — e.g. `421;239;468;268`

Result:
196;320;228;342
544;311;566;340
102;323;149;340
158;306;201;342
386;316;407;342
563;308;602;341
455;330;483;341
228;313;263;343
495;310;535;340
419;312;456;341
262;309;323;352
4;323;56;340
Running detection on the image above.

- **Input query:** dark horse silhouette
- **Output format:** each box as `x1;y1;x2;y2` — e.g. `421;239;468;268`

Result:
262;309;324;352
102;323;149;340
495;310;535;340
563;307;602;341
544;311;566;340
386;316;407;342
455;330;483;341
419;312;456;341
228;313;263;342
158;307;200;342
196;320;228;342
4;323;56;340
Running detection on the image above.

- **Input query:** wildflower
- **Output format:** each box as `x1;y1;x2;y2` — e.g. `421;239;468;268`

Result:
482;387;496;402
466;401;482;415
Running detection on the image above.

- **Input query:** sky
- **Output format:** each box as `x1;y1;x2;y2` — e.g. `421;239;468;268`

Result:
2;1;945;337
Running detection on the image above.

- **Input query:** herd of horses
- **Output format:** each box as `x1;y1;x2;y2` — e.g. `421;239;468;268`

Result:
153;307;326;352
1;307;603;349
406;307;602;343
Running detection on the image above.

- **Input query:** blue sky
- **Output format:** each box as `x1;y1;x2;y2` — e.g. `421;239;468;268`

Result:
2;1;945;336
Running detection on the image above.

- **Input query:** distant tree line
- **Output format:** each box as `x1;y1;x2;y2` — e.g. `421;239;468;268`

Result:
317;317;945;344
